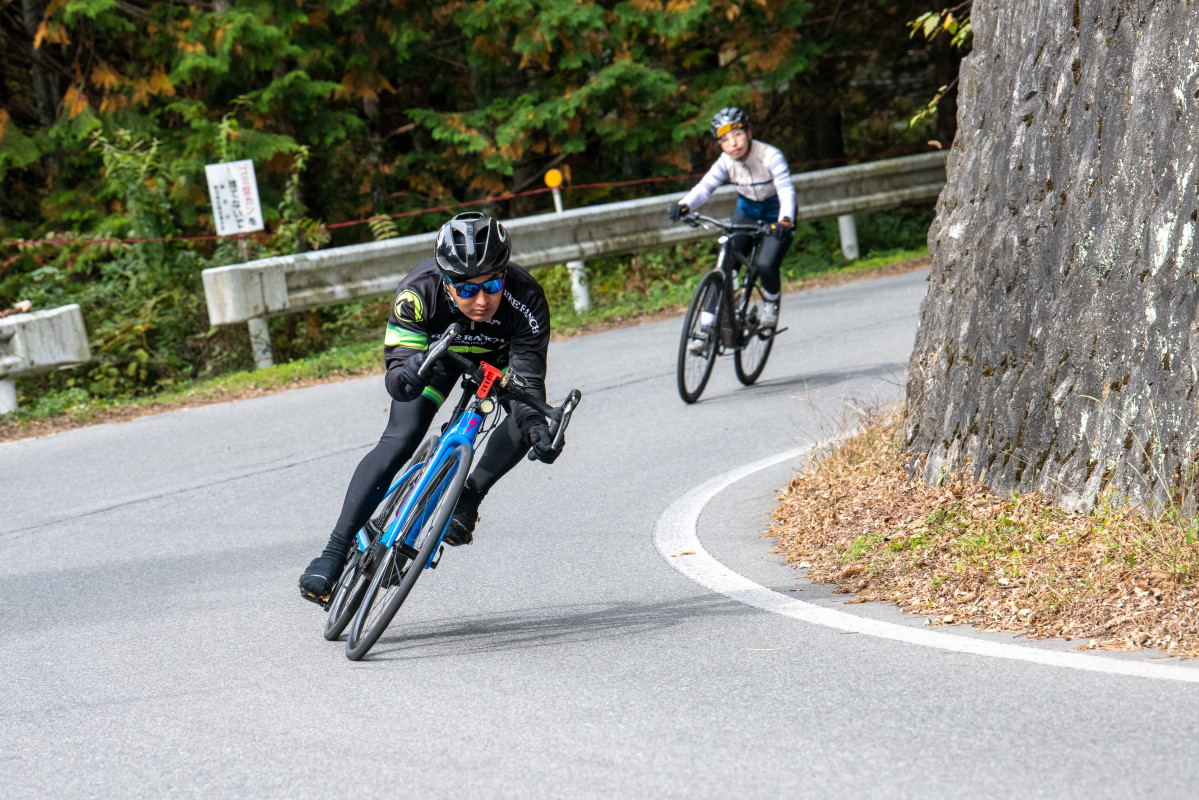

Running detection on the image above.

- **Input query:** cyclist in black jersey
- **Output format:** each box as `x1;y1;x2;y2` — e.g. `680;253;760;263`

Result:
299;211;562;604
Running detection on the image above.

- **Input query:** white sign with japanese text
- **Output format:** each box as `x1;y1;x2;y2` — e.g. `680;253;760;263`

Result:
204;159;265;236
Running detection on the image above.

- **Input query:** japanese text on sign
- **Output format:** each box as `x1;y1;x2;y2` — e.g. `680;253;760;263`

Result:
204;160;265;236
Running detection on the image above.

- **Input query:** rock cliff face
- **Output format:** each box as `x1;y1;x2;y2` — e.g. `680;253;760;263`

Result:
905;1;1199;510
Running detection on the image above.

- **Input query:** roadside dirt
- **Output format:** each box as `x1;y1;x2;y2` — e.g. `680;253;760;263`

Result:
768;410;1199;658
0;257;929;443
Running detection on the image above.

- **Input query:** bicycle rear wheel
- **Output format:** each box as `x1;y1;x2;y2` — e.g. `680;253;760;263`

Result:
734;285;774;385
345;448;469;660
677;272;723;404
322;437;435;641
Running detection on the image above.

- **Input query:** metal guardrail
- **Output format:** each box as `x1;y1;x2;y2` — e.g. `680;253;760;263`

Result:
0;304;92;413
202;151;946;366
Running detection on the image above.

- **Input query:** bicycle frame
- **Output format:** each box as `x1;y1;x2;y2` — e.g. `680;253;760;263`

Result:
352;322;581;571
352;403;481;571
709;232;763;347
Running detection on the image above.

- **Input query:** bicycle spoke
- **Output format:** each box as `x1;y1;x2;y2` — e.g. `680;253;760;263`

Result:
360;552;407;631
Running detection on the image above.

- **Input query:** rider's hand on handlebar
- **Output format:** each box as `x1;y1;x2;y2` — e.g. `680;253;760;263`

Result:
767;217;794;241
527;422;562;464
393;351;445;400
397;351;429;389
668;202;689;223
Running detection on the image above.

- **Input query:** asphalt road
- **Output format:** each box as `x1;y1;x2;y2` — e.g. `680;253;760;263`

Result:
5;270;1199;799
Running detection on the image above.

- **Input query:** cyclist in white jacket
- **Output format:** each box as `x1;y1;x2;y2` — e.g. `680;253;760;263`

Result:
669;107;795;329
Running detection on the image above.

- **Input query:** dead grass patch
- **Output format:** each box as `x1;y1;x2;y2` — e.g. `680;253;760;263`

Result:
769;408;1199;657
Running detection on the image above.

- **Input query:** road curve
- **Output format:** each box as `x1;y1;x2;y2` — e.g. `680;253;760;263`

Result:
657;445;1199;684
4;270;1199;799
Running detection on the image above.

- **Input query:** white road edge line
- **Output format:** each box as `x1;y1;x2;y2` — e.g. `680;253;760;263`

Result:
654;446;1199;684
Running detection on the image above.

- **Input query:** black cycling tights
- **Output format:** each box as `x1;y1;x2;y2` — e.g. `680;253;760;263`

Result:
729;209;791;296
331;395;530;543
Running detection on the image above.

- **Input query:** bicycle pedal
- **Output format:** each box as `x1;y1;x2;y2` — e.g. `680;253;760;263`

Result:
300;588;331;608
397;542;420;561
429;544;445;570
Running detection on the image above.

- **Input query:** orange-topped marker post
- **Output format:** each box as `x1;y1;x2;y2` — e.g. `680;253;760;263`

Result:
545;169;590;312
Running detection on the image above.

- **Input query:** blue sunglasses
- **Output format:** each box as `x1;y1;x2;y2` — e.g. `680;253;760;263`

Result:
445;275;505;298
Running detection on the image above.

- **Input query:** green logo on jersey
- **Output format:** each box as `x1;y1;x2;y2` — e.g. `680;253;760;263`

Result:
394;289;424;323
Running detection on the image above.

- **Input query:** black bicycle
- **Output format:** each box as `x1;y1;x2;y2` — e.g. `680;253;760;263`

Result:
675;212;784;403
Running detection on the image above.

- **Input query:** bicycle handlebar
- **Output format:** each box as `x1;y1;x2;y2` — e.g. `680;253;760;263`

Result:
680;211;769;236
419;322;582;455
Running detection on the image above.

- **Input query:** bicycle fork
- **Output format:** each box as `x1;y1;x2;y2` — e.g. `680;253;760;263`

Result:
705;241;741;350
386;435;474;570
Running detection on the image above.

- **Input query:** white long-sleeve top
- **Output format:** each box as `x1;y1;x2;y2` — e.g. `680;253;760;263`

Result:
680;140;796;221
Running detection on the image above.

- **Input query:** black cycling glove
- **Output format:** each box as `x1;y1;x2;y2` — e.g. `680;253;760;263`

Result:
767;218;794;241
668;202;689;222
389;352;440;401
527;422;562;464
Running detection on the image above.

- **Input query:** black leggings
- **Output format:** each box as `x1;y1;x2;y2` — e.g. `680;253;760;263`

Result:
332;394;530;539
729;209;791;295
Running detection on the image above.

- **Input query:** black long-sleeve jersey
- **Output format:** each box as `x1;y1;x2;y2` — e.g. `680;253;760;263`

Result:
382;258;551;433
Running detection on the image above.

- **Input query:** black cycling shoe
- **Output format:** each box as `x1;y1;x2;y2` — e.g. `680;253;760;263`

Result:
298;554;346;604
444;481;484;547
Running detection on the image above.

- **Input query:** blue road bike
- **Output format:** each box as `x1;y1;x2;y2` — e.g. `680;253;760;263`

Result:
322;322;582;661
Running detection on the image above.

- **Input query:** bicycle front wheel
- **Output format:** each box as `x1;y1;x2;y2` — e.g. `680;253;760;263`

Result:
677;272;723;404
323;437;435;641
734;286;775;385
345;448;469;661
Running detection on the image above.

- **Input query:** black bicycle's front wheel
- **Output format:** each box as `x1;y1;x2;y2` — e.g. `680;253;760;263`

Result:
733;285;775;385
677;272;723;403
345;448;469;661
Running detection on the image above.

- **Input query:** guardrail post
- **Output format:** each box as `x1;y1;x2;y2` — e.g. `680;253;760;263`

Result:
246;317;274;369
545;170;590;313
838;214;860;260
236;238;276;369
0;377;16;414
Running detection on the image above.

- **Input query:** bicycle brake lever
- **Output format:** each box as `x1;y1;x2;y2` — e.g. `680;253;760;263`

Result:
550;390;581;450
419;322;461;378
525;390;582;461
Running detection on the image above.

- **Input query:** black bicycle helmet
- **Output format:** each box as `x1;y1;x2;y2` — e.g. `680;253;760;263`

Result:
434;211;511;280
710;107;749;139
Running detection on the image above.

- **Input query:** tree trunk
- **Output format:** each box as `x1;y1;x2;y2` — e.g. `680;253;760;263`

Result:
905;0;1199;512
792;56;847;169
20;0;57;128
